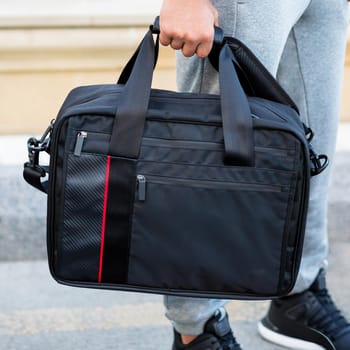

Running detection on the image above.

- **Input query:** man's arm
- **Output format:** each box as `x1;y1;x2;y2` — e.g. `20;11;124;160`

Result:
159;0;219;58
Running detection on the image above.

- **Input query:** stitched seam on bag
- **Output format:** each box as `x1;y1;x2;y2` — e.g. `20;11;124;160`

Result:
56;125;71;273
277;141;298;293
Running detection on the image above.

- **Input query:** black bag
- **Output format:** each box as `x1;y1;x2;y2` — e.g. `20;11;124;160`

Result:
23;22;328;299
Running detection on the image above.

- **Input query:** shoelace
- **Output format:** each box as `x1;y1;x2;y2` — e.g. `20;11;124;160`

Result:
309;289;350;341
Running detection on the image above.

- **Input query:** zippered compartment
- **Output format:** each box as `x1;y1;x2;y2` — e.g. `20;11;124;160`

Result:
127;162;295;295
70;130;294;156
135;160;294;187
140;137;296;171
135;174;286;201
69;130;296;171
141;137;291;156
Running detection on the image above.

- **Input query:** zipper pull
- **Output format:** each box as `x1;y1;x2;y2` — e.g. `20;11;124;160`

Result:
137;175;146;201
74;131;87;156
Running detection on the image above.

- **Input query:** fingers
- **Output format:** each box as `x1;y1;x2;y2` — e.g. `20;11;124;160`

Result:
159;27;215;58
170;39;200;58
159;32;201;57
159;30;171;47
182;41;200;58
169;38;185;50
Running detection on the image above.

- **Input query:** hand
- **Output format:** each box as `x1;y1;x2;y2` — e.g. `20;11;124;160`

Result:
159;0;219;58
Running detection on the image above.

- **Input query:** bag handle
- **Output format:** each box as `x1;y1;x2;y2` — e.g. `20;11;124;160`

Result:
117;17;225;85
109;21;254;166
117;18;161;85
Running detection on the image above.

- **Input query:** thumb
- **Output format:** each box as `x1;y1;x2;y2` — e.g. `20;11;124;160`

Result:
213;8;219;27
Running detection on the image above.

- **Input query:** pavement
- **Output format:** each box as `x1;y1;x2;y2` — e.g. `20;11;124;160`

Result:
0;125;350;350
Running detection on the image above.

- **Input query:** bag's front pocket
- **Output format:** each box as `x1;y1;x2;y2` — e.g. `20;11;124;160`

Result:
128;163;294;297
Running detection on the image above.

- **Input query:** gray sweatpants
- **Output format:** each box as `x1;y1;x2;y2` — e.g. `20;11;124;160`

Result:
164;0;349;335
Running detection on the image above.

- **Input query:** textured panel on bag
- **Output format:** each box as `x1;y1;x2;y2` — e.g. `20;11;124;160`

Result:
57;153;105;281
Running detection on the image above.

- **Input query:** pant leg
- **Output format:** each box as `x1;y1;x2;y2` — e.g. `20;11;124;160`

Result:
176;0;313;93
164;296;227;335
164;0;349;335
276;0;349;293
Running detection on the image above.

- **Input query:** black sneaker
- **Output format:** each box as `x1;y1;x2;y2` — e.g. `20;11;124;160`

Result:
258;269;350;350
172;308;242;350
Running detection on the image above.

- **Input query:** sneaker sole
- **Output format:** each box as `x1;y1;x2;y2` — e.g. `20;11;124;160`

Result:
257;321;326;350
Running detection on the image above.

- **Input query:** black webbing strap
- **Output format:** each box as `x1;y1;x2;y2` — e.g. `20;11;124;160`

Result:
23;164;48;193
110;29;255;166
219;45;254;165
108;30;155;158
117;18;160;85
100;157;136;284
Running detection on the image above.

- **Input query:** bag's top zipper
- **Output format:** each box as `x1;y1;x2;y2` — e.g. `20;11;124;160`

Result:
72;132;294;158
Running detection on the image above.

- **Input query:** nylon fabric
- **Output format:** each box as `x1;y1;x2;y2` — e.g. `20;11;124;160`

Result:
28;27;313;299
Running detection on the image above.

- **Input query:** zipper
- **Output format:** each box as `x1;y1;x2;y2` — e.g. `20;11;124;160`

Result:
72;133;293;157
136;174;147;201
142;137;224;151
147;112;260;125
74;131;88;156
142;137;292;156
136;174;285;202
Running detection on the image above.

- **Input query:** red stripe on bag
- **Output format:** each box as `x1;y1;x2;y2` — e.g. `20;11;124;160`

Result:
98;155;111;283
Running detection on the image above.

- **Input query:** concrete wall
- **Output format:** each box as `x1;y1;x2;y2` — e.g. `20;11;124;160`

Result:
0;25;175;134
0;1;349;134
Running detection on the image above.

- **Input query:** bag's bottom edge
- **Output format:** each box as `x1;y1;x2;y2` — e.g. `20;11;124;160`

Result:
51;275;294;300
